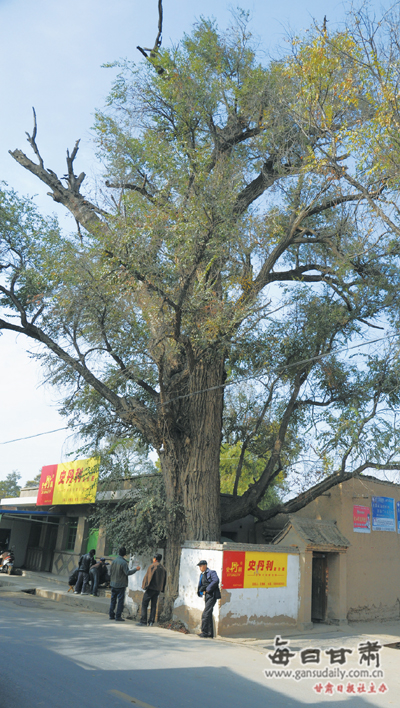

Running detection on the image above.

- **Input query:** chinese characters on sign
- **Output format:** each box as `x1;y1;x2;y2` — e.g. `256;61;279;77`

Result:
353;505;371;533
313;681;388;695
37;457;100;506
221;551;288;589
371;496;396;532
266;635;382;669
221;551;245;588
353;497;400;533
264;636;387;694
37;464;58;505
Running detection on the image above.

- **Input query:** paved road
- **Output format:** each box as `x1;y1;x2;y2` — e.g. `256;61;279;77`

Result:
0;590;397;708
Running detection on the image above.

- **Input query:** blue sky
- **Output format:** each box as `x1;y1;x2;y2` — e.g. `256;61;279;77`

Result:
0;0;385;485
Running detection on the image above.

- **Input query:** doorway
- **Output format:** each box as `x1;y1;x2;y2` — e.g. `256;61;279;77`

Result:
311;552;328;622
0;529;11;551
40;523;59;572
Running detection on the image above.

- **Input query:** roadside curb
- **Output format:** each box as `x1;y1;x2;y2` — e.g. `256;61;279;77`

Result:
0;573;112;615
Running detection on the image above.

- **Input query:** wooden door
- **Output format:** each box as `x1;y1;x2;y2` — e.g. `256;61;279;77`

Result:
311;553;327;622
40;524;58;572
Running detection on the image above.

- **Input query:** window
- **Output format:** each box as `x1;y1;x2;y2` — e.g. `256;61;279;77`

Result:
66;518;78;551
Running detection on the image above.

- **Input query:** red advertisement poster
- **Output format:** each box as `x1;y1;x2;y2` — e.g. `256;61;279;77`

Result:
37;464;58;506
36;457;100;506
221;551;245;589
353;505;371;533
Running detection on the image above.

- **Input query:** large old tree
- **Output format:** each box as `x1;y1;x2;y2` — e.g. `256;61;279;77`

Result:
3;6;400;612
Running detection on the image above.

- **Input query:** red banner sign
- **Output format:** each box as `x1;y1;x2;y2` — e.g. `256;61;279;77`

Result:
37;458;99;506
36;464;58;506
353;505;371;533
222;550;245;588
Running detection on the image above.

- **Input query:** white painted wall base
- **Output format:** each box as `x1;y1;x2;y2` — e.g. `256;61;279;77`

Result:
173;542;300;637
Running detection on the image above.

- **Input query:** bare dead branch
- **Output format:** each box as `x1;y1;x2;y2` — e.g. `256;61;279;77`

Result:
63;140;86;195
136;0;164;75
25;107;44;168
152;0;163;54
9;146;109;234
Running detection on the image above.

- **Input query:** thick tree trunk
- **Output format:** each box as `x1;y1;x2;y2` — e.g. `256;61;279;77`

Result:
183;357;224;540
159;353;225;619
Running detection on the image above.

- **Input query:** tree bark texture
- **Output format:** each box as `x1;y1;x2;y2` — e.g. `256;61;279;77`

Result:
160;354;225;538
158;353;224;616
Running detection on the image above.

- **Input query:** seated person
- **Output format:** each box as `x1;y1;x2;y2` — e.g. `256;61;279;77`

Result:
89;557;108;596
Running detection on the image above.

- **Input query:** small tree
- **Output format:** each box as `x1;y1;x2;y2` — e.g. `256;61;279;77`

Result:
24;472;42;488
0;471;21;499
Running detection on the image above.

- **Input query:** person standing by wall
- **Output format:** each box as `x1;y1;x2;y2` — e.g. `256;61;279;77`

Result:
196;560;221;638
74;548;96;595
137;553;166;627
109;547;140;622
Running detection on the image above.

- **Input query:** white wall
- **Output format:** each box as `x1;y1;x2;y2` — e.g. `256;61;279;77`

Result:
174;547;223;629
126;549;164;616
174;544;300;636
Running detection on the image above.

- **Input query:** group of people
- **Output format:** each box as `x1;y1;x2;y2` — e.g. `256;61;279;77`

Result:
74;547;220;637
73;549;109;596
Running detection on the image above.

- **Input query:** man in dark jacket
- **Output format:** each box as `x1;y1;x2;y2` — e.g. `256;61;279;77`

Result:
137;553;166;627
74;549;96;595
89;557;108;596
197;560;221;638
109;547;140;622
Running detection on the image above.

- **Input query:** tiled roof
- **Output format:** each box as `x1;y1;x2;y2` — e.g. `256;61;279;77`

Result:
273;516;350;548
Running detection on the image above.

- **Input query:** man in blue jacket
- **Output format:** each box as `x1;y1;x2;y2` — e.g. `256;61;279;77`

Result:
197;560;221;638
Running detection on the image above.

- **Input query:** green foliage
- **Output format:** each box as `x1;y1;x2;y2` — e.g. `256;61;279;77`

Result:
91;474;168;556
3;7;400;534
89;439;171;555
0;471;21;499
24;472;42;488
220;442;285;507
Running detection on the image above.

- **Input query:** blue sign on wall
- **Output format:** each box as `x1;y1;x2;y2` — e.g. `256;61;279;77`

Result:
371;496;396;532
397;502;400;533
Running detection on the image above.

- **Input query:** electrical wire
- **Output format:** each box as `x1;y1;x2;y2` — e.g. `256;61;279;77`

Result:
0;427;68;445
158;331;398;406
0;331;397;444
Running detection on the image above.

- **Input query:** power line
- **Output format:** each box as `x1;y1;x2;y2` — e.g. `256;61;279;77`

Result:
159;331;398;406
0;427;68;445
0;332;398;444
